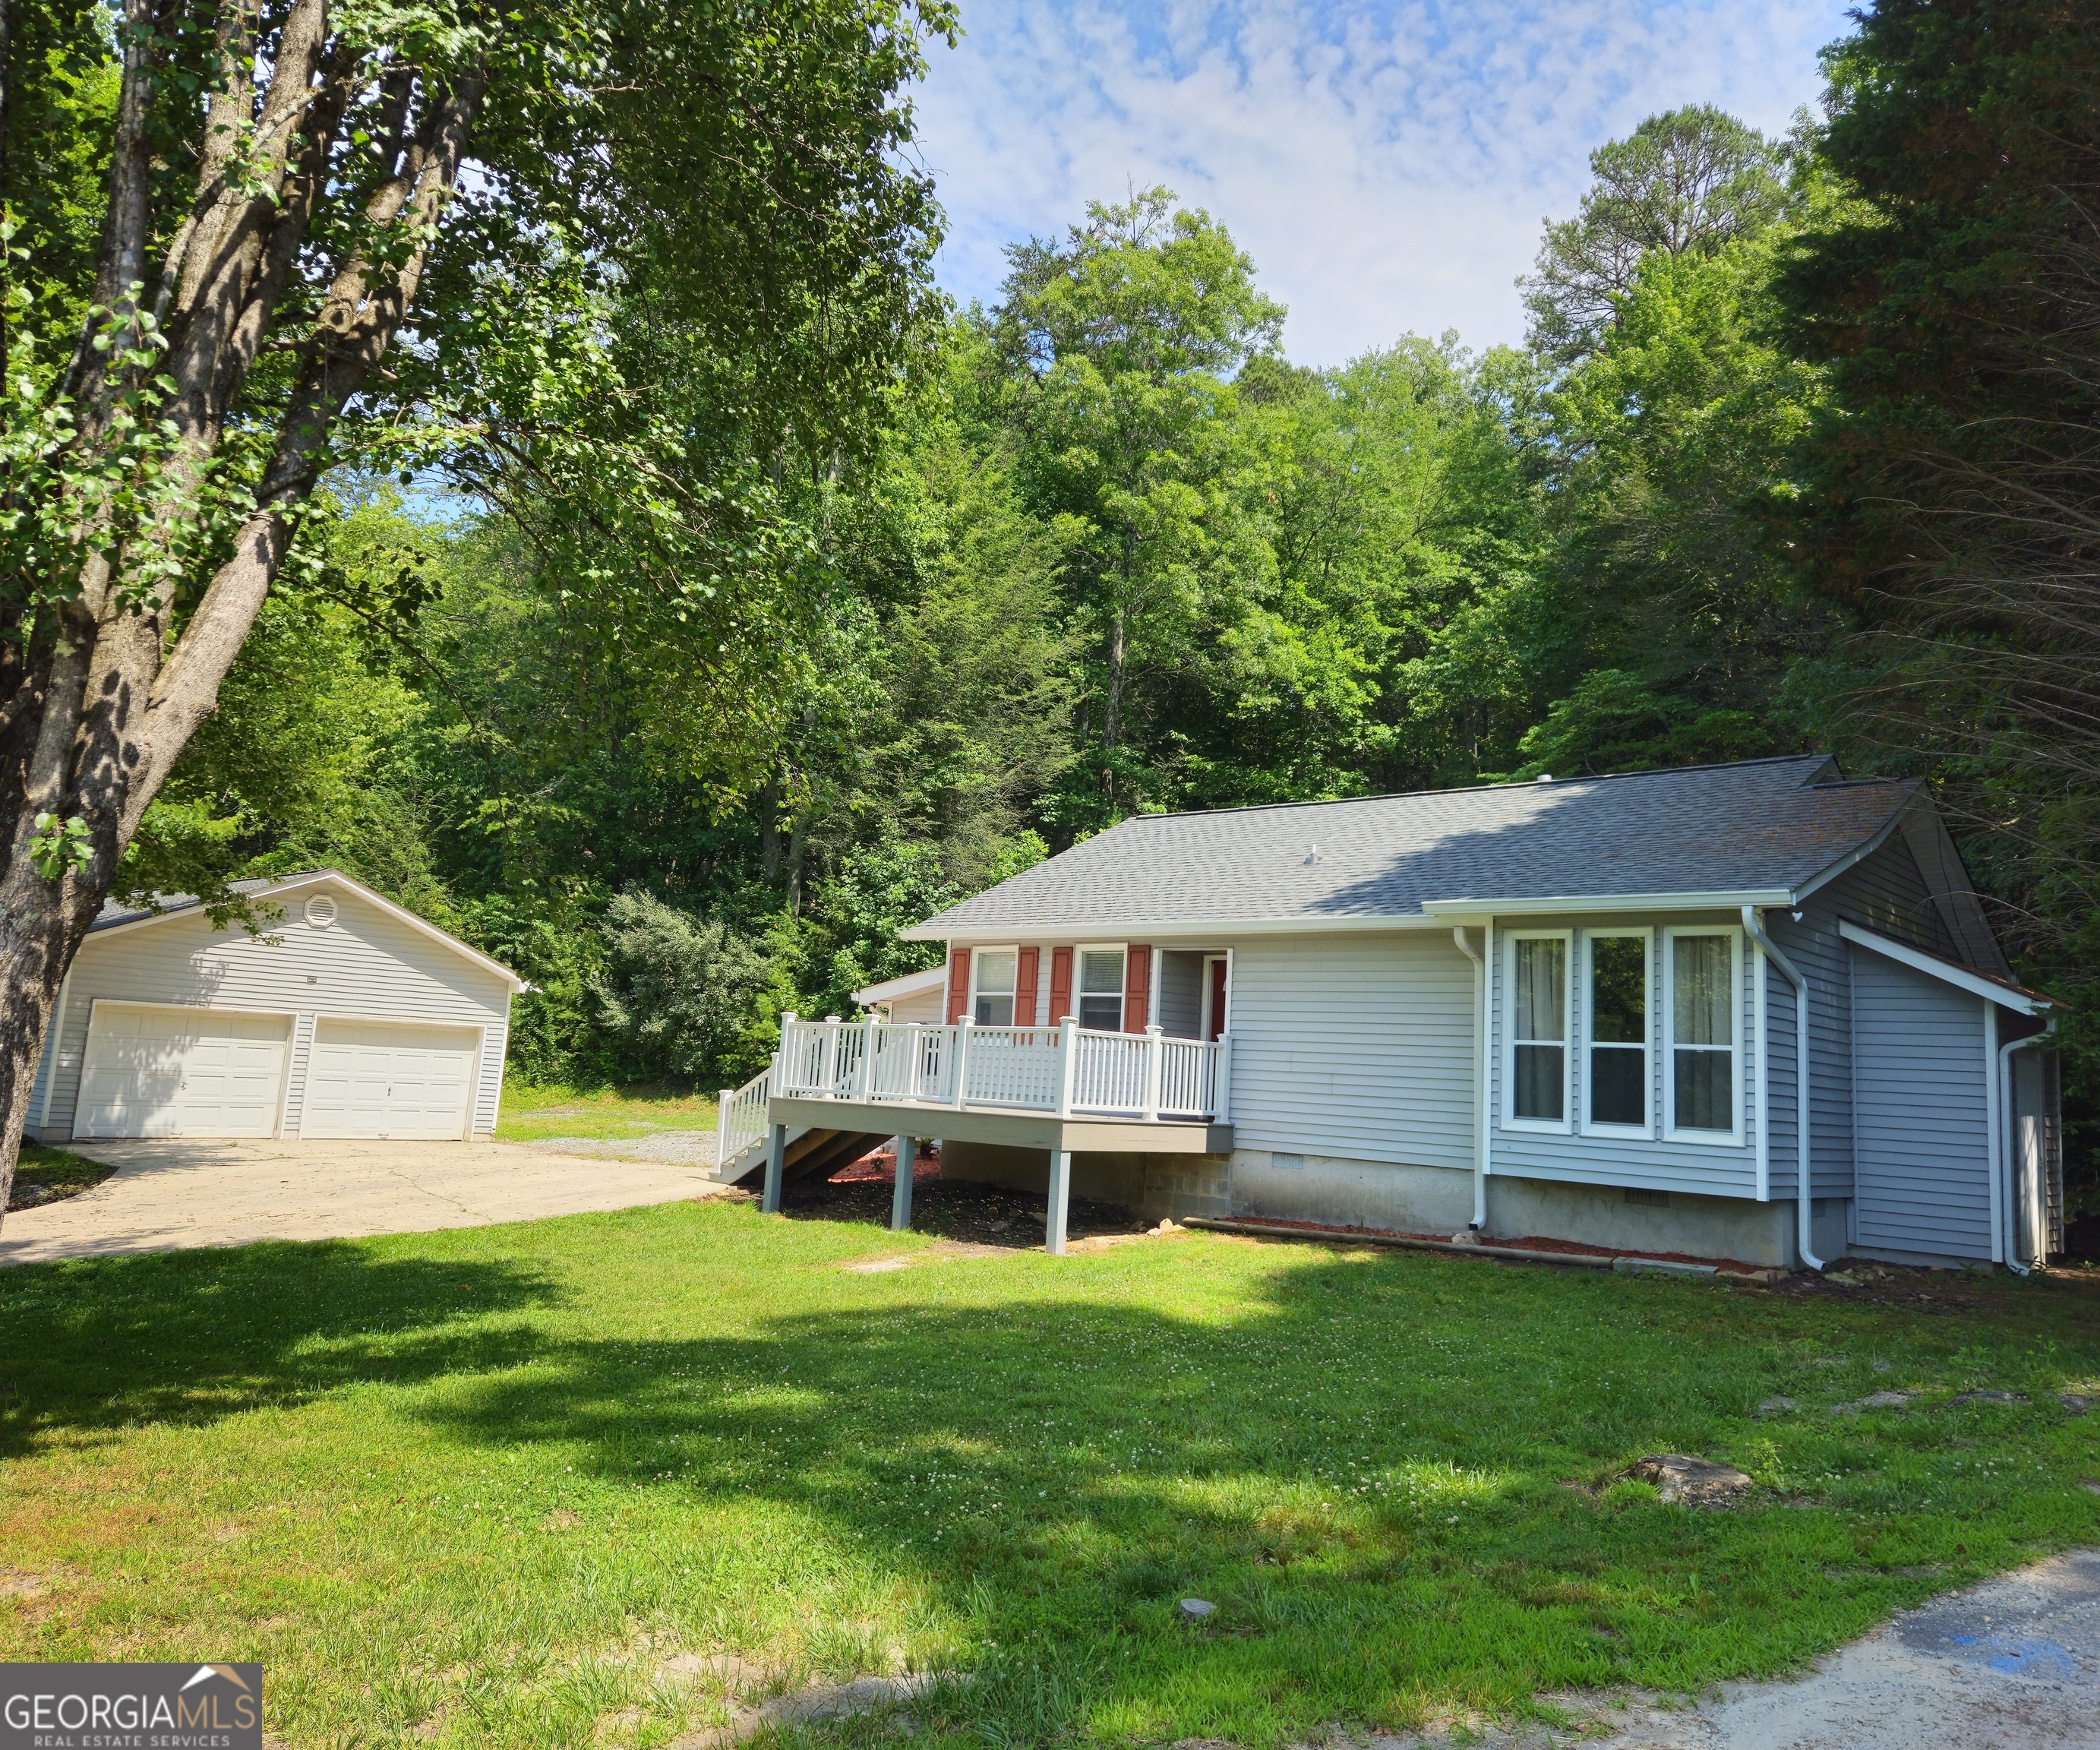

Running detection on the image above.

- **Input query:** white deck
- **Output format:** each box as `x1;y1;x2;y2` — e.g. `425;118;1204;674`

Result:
715;1014;1232;1182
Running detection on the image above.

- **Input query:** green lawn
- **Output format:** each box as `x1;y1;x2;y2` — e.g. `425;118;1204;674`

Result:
495;1082;720;1143
7;1142;116;1211
2;1200;2096;1750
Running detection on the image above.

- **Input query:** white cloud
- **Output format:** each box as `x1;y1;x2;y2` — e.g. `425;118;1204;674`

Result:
911;0;1855;366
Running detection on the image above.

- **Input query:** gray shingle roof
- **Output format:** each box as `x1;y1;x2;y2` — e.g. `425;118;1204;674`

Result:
907;757;1919;937
90;873;304;933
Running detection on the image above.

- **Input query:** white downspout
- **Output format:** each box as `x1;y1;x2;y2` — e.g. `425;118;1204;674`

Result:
1742;906;1821;1271
1452;923;1489;1230
1998;1018;2057;1277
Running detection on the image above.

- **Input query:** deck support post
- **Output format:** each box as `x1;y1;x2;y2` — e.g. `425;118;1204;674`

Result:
1046;1149;1072;1256
762;1123;787;1214
890;1133;914;1231
715;1091;731;1175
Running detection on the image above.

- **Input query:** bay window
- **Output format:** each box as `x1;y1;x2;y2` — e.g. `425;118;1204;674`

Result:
1505;931;1571;1128
1584;930;1650;1133
1666;928;1741;1140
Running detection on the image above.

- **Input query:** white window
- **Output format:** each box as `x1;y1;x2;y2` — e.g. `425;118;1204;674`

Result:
970;947;1018;1028
1076;946;1126;1031
1502;930;1571;1131
1583;930;1651;1136
1665;927;1742;1143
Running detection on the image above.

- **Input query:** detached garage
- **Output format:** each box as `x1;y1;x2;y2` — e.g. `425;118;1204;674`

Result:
28;870;526;1143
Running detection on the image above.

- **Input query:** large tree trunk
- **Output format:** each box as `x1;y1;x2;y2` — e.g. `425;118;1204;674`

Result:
0;9;489;1224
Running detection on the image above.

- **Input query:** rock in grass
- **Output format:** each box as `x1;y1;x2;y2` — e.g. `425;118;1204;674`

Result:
1619;1455;1753;1505
1179;1597;1217;1622
1950;1390;2026;1405
1758;1396;1798;1413
1832;1391;1915;1415
2061;1393;2092;1415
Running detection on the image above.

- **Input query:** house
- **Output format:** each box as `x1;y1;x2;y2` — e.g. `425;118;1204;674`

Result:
851;966;948;1025
717;756;2064;1272
29;870;526;1143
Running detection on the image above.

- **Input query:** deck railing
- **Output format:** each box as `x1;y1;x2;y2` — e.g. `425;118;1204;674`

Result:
770;1013;1229;1122
716;1060;777;1167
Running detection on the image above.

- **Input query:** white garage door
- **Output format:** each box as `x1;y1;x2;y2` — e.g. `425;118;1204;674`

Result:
304;1019;480;1140
76;1003;291;1139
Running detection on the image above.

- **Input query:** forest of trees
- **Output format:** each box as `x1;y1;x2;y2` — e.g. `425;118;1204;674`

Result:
5;2;2095;1197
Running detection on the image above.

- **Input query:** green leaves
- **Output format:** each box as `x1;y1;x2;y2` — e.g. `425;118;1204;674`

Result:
28;812;94;882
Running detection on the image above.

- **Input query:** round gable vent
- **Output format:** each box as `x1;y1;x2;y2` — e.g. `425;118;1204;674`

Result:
304;894;339;929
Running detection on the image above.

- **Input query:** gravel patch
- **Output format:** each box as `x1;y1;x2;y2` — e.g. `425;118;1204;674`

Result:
525;1131;718;1167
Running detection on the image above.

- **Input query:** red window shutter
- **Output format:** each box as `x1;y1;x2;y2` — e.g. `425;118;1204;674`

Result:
1124;944;1151;1032
1015;946;1041;1026
946;948;971;1025
1049;946;1073;1023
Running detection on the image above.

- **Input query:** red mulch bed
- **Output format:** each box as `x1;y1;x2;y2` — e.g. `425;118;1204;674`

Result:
826;1142;941;1186
1208;1213;1771;1276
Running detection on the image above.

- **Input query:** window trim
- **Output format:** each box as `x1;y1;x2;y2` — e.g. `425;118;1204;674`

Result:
1500;927;1574;1135
1663;924;1745;1147
1581;927;1653;1139
1072;941;1128;1034
967;943;1022;1029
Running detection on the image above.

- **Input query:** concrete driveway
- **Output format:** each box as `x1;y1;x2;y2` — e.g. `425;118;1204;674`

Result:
0;1136;734;1266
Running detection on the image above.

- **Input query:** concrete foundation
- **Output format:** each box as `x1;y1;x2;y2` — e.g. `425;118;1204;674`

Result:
936;1140;1860;1269
937;1140;1233;1219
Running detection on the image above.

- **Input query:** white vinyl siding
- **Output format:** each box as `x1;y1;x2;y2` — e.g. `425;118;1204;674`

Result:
1222;930;1475;1171
74;1003;292;1139
33;883;513;1142
304;1020;480;1140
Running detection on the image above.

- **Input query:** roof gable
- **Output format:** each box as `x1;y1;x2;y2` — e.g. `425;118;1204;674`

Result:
87;870;526;992
907;757;1923;940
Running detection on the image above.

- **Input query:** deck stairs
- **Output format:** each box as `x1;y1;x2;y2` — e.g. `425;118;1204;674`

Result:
709;1060;891;1189
711;1123;892;1191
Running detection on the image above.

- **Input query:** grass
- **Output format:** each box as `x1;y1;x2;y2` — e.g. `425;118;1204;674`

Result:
7;1142;116;1211
495;1082;720;1143
2;1200;2097;1750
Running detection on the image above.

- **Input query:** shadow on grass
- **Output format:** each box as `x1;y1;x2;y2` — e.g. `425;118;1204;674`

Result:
3;1207;2097;1739
0;1241;562;1456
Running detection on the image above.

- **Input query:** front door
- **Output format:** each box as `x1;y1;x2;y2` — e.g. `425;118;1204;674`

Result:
1205;956;1229;1041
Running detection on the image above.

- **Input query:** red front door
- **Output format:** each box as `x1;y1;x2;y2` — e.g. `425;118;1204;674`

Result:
1207;957;1229;1041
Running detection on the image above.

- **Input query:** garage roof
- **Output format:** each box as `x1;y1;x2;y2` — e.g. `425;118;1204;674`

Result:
89;868;528;992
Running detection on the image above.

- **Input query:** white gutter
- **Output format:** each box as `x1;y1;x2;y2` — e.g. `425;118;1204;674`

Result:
1424;889;1793;918
901;913;1457;943
1451;924;1489;1229
1837;920;2051;1015
1742;905;1821;1272
1996;1018;2056;1276
907;889;1801;943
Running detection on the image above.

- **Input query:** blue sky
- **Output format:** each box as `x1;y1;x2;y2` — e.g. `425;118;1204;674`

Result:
908;0;1857;365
